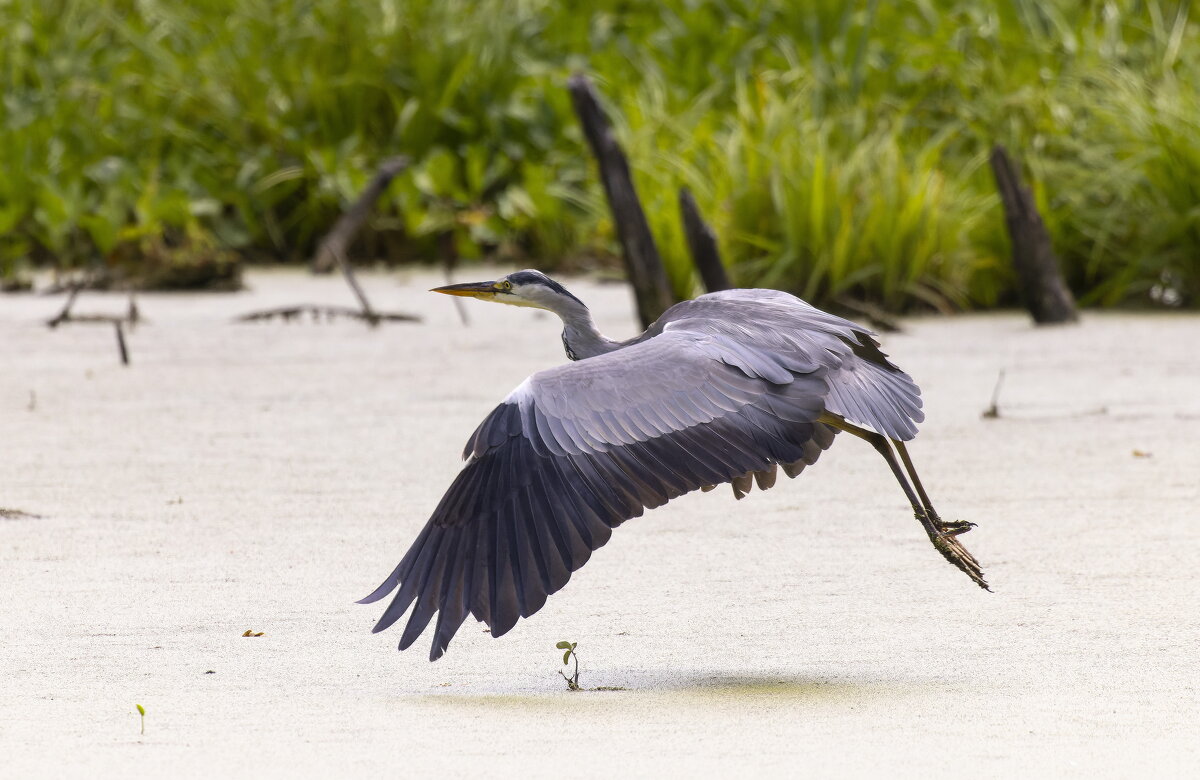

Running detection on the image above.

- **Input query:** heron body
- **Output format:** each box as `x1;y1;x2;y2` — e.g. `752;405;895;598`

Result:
362;270;987;660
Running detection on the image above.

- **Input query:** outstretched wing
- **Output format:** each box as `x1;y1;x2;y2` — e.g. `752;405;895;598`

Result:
362;291;923;660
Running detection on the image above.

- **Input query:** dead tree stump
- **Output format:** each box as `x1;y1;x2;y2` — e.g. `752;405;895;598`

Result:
311;156;410;275
568;73;675;327
678;187;731;293
308;156;411;327
989;145;1077;324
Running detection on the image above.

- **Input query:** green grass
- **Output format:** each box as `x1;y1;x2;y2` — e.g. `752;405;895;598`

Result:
1;0;1197;309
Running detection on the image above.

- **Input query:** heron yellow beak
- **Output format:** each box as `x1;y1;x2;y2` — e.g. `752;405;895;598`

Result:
430;281;499;299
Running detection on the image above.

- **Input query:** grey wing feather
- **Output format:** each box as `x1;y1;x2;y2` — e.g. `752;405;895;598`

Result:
363;289;922;660
651;289;923;440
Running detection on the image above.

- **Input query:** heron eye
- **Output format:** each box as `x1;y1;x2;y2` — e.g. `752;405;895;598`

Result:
499;280;513;291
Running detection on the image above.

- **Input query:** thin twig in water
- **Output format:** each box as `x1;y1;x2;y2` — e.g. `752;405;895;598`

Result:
46;281;84;328
331;247;380;327
114;321;130;366
127;288;140;329
46;284;137;365
234;305;419;324
310;156;410;326
440;231;469;327
982;369;1006;419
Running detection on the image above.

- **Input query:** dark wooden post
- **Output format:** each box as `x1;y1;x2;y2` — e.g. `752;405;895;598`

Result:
310;156;410;326
568;73;675;327
311;156;410;274
989;145;1077;324
678;187;731;292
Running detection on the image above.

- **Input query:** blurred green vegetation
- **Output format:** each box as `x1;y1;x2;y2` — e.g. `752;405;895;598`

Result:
1;0;1197;308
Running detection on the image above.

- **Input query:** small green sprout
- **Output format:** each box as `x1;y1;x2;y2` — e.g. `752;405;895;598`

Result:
555;641;580;691
136;704;145;735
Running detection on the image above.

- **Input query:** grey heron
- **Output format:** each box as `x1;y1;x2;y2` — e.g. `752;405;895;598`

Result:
362;269;987;660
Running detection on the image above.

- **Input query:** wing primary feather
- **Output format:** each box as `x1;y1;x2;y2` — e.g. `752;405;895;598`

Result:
669;426;740;482
621;441;690;499
527;467;576;571
561;457;619;544
469;526;491;626
438;454;492;523
524;474;573;591
510;492;549;617
487;502;521;638
588;452;651;519
643;428;726;486
568;452;639;519
538;461;597;566
429;526;475;659
398;527;457;650
484;500;504;632
496;484;528;623
608;446;670;508
369;523;439;632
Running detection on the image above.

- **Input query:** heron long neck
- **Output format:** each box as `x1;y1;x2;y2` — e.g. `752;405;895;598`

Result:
553;299;622;361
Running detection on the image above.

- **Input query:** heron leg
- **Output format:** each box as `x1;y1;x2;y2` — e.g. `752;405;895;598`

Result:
819;413;988;590
840;425;922;511
893;440;975;537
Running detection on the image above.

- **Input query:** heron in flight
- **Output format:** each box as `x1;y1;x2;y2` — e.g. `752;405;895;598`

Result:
362;269;987;660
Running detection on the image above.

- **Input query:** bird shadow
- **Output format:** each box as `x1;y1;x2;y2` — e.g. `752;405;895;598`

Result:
638;672;922;705
417;671;922;709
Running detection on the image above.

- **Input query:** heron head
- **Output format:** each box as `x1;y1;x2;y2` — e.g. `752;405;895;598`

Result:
431;269;585;312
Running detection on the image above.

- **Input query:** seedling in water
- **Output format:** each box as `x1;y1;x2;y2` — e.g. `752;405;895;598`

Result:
136;704;145;735
556;640;580;691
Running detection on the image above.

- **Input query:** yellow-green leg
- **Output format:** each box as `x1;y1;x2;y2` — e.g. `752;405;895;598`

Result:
819;413;989;590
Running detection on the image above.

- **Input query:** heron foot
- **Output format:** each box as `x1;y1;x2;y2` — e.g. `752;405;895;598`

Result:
915;510;989;591
935;517;976;537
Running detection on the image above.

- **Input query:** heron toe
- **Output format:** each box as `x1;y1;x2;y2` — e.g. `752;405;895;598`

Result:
928;528;989;591
936;518;976;537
